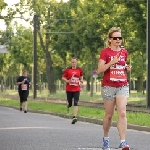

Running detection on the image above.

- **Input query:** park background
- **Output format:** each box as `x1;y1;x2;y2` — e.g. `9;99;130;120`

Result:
0;0;147;100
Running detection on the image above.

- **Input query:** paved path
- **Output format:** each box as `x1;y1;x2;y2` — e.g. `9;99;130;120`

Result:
0;106;149;150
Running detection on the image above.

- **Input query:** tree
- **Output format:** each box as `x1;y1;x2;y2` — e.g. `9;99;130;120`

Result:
0;0;147;94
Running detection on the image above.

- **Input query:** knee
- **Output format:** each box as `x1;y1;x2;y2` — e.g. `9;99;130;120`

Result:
118;111;126;119
105;113;113;120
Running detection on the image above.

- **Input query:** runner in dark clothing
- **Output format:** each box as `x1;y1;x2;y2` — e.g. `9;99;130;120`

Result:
16;70;31;113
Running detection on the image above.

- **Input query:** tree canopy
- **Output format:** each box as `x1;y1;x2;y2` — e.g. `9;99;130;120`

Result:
0;0;147;92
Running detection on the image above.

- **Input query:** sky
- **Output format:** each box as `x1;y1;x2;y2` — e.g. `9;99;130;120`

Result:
1;0;69;30
1;0;27;30
4;0;20;6
4;0;69;6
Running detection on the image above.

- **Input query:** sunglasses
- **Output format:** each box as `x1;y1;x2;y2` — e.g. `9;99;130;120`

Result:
110;37;122;40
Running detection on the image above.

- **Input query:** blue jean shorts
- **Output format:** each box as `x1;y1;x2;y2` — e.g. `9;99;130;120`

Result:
101;85;129;101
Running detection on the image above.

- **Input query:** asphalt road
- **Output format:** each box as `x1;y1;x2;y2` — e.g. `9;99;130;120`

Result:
0;106;149;150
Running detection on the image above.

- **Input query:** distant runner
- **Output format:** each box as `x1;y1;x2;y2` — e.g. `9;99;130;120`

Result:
17;70;31;113
62;57;83;124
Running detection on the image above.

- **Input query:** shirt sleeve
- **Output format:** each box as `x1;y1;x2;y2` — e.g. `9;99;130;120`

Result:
62;69;67;78
17;76;21;82
80;68;83;76
99;49;107;62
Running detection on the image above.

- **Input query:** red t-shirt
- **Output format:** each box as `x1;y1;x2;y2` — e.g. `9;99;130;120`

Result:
62;67;83;92
99;47;128;87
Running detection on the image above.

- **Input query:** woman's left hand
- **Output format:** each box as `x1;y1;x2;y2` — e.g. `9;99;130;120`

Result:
125;65;132;72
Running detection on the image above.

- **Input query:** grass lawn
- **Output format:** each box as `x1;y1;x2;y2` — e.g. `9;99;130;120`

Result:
1;89;146;104
0;97;150;127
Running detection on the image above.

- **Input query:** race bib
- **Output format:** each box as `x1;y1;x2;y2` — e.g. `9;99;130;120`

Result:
21;84;27;90
110;68;127;81
69;77;79;86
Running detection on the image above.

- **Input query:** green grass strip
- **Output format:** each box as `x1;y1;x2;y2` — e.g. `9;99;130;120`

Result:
0;99;150;127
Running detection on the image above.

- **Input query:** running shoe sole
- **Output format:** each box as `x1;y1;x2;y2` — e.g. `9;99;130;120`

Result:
72;118;77;124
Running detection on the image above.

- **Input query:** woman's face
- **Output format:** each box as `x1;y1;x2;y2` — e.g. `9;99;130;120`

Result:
23;72;27;77
110;31;122;47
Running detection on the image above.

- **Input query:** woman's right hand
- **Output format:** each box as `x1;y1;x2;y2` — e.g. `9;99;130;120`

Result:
66;79;70;83
110;56;119;65
22;79;26;84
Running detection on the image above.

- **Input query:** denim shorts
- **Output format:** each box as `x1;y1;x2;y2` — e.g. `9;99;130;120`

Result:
101;85;129;101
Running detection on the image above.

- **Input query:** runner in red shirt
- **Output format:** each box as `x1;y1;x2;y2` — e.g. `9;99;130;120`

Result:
62;57;83;124
97;27;131;150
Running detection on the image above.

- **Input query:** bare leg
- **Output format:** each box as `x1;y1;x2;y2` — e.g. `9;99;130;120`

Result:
24;101;28;111
66;100;69;108
116;95;127;140
103;100;116;137
73;106;78;117
66;100;69;112
71;106;78;124
20;102;23;108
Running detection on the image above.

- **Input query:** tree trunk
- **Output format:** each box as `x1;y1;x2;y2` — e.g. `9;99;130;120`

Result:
86;76;90;91
45;50;56;93
137;76;143;92
38;27;56;94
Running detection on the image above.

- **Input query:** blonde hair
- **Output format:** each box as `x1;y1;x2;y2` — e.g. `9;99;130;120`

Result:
107;27;121;46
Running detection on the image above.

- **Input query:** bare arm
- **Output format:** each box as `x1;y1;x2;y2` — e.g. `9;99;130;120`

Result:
16;79;26;85
79;76;83;83
97;56;119;74
16;82;23;85
62;77;70;83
